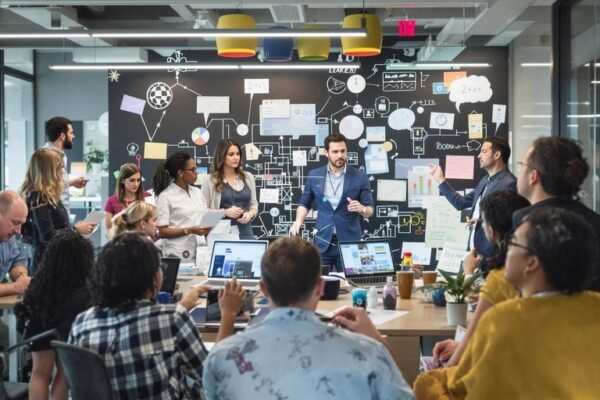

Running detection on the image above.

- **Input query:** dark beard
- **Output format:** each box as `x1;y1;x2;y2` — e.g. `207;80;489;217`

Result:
63;140;73;150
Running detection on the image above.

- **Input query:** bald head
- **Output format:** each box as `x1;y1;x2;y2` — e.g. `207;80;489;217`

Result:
0;191;28;242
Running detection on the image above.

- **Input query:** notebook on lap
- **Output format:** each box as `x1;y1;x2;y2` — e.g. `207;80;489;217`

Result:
339;240;396;287
200;240;268;290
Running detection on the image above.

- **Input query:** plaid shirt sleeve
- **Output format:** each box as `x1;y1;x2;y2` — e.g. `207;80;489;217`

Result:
173;305;208;396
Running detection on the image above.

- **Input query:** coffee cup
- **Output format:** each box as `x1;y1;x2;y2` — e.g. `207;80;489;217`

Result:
352;288;368;308
422;271;438;285
397;271;414;300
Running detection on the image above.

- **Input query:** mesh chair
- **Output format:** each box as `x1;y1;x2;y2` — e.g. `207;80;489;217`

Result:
0;329;58;400
50;341;114;400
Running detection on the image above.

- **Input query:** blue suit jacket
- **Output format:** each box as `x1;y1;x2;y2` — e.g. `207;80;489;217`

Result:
298;166;374;253
438;168;516;258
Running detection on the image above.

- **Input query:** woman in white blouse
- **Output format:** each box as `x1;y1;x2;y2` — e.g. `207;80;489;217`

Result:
153;151;210;261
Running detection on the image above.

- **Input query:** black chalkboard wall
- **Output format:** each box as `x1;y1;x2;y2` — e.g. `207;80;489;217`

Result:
108;47;508;265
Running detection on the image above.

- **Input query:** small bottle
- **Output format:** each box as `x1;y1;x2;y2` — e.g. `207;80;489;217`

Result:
382;276;397;310
401;251;414;271
367;286;378;310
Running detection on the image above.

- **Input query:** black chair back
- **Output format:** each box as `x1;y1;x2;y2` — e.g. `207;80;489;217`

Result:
50;341;114;400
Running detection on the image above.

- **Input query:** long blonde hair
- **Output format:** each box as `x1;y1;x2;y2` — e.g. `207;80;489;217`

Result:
20;148;64;207
109;201;156;239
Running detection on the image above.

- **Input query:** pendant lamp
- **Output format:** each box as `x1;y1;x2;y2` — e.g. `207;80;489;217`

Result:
341;14;382;57
216;14;257;58
262;27;294;62
297;25;331;61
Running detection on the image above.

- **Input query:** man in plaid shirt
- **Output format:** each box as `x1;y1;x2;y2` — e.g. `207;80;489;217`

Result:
69;233;246;399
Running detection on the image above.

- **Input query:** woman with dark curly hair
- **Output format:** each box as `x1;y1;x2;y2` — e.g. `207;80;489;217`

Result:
16;229;93;400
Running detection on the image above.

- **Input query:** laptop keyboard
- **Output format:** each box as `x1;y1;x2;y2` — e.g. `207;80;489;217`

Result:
205;279;258;289
349;275;394;287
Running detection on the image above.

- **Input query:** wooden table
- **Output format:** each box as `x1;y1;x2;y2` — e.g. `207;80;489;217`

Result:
179;276;462;385
0;294;22;381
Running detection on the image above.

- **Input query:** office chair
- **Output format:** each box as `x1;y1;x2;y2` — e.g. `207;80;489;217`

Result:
50;341;114;400
0;329;58;400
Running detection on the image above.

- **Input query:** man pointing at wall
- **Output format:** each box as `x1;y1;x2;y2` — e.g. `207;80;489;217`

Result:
290;134;374;272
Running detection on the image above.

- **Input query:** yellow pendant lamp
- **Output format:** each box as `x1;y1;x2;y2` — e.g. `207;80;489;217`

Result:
297;24;330;61
341;13;382;57
216;14;257;58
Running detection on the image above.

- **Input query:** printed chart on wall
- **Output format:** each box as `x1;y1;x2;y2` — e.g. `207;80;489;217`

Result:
108;48;509;266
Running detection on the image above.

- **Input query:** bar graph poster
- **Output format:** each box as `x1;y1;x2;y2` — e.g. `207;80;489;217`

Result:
408;171;438;208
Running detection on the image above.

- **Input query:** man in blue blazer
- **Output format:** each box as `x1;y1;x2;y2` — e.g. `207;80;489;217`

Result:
290;134;374;272
430;137;516;270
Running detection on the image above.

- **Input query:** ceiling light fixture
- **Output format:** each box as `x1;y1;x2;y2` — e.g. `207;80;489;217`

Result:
0;31;91;39
521;62;552;67
49;62;360;71
386;61;490;70
92;29;366;39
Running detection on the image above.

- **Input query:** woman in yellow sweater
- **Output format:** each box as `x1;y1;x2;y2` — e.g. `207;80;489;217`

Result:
414;207;600;399
433;190;529;366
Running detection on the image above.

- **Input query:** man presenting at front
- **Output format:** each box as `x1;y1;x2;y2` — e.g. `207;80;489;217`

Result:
290;133;373;272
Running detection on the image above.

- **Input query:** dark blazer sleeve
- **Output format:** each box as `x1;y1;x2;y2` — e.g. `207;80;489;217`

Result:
438;180;478;210
298;172;316;210
358;172;374;207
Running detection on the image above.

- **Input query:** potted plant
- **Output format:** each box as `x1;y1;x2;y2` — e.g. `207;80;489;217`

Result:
83;140;108;173
417;269;482;326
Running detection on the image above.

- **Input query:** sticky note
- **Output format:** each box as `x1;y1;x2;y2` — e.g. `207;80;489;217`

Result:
144;142;168;160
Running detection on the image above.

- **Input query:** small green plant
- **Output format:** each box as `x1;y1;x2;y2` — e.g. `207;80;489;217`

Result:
83;140;108;170
417;269;482;304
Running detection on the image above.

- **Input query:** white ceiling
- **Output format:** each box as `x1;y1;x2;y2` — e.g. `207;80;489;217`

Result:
0;0;554;54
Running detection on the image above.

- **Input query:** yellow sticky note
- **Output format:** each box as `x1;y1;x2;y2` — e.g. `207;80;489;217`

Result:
468;113;483;139
144;142;168;160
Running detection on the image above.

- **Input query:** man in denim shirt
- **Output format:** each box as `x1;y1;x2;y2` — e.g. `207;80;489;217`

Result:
0;191;30;296
203;237;414;400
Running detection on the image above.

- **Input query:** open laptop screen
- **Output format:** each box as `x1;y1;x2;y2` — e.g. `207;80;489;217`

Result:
339;240;395;277
160;257;181;295
208;240;268;279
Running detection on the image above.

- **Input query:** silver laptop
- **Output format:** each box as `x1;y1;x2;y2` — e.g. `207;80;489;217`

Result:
339;240;396;287
201;240;268;290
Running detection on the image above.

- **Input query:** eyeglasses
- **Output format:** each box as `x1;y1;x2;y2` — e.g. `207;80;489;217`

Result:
505;234;533;254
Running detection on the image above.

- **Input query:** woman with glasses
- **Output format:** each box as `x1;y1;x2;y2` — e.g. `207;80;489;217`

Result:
201;139;258;240
414;207;600;399
153;151;210;262
432;190;529;367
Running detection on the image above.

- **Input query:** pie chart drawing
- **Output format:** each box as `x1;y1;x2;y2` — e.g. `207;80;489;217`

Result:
191;127;210;146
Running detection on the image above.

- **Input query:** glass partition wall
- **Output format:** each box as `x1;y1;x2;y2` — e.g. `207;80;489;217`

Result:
554;0;600;211
0;50;35;190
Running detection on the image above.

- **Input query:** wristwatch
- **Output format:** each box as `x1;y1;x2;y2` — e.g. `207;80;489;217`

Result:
184;228;189;235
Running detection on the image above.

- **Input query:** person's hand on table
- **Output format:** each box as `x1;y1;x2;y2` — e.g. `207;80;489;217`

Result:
433;339;458;367
333;306;385;344
219;277;246;318
179;285;210;311
12;275;30;294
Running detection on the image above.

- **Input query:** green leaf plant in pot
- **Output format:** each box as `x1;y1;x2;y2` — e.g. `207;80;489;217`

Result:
417;269;482;326
83;140;107;173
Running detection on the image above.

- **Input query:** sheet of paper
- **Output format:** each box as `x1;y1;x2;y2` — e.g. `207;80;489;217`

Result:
366;126;386;142
199;210;225;228
322;306;409;326
492;104;506;124
407;172;438;208
443;71;467;88
144;142;167;160
445;155;474;180
437;246;468;274
365;144;389;175
120;94;146;115
196;96;230;121
395;158;439;180
245;143;262;161
401;242;432;265
468;113;483;139
82;210;104;238
424;196;464;248
260;188;279;204
262;99;290;118
377;179;407;202
429;112;455;130
244;79;269;94
292;150;307;166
